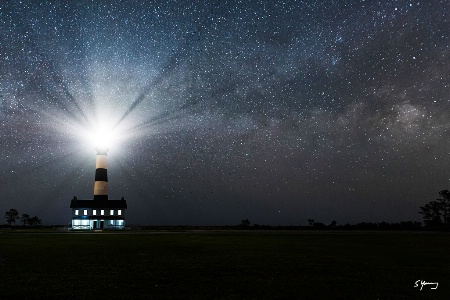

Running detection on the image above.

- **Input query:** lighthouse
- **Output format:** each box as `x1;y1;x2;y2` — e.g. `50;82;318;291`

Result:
70;147;127;230
94;147;109;201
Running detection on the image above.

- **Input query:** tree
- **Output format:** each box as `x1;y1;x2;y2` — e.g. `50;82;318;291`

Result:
21;214;30;226
240;219;250;227
439;190;450;224
307;219;326;228
29;216;42;226
5;209;19;225
419;190;450;228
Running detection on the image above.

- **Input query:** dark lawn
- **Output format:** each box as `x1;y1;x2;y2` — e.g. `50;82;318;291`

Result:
0;231;449;299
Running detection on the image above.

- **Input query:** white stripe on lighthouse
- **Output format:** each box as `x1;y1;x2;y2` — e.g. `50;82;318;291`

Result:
96;155;108;169
94;181;109;195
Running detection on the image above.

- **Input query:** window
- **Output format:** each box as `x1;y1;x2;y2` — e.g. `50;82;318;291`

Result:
93;210;97;215
75;210;79;216
101;210;104;215
73;220;89;227
83;210;88;215
118;210;122;216
110;210;114;215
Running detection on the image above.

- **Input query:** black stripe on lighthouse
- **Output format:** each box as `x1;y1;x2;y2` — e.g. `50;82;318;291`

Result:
95;168;108;182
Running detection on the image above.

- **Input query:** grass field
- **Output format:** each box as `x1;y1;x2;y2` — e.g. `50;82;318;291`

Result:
1;230;449;299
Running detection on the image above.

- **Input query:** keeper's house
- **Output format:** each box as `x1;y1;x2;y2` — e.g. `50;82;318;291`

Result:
70;197;127;230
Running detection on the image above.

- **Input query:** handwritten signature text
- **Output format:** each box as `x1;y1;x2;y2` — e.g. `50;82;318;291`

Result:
414;280;438;291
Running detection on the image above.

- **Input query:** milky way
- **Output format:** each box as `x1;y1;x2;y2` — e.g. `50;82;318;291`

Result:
1;1;449;225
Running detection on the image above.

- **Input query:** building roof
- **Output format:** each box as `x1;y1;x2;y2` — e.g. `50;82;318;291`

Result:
70;198;127;209
72;216;125;220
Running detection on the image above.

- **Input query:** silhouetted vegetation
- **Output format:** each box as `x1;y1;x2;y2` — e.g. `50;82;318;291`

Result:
6;188;450;232
305;220;423;231
419;190;450;230
136;221;423;232
20;214;30;225
3;209;41;227
4;209;19;225
239;219;251;227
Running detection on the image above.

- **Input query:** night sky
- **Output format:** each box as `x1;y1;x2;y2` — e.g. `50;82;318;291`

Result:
1;1;449;226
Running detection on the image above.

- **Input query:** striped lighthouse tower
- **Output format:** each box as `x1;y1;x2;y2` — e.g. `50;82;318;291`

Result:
70;142;127;230
94;147;109;201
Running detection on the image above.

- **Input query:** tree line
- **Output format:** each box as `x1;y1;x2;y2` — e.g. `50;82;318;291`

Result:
304;190;450;231
1;190;448;230
4;209;42;226
418;189;450;229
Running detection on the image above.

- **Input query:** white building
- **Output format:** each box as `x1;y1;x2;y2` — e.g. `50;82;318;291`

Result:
70;197;127;230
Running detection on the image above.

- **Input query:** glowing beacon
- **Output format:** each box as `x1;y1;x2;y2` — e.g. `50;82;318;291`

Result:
70;146;127;230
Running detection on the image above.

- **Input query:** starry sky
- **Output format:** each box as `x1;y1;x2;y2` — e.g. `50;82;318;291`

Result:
1;0;449;226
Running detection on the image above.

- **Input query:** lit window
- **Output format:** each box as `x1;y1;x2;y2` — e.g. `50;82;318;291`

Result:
101;210;104;215
118;210;122;215
110;210;114;215
83;210;88;215
93;210;97;215
75;210;79;215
